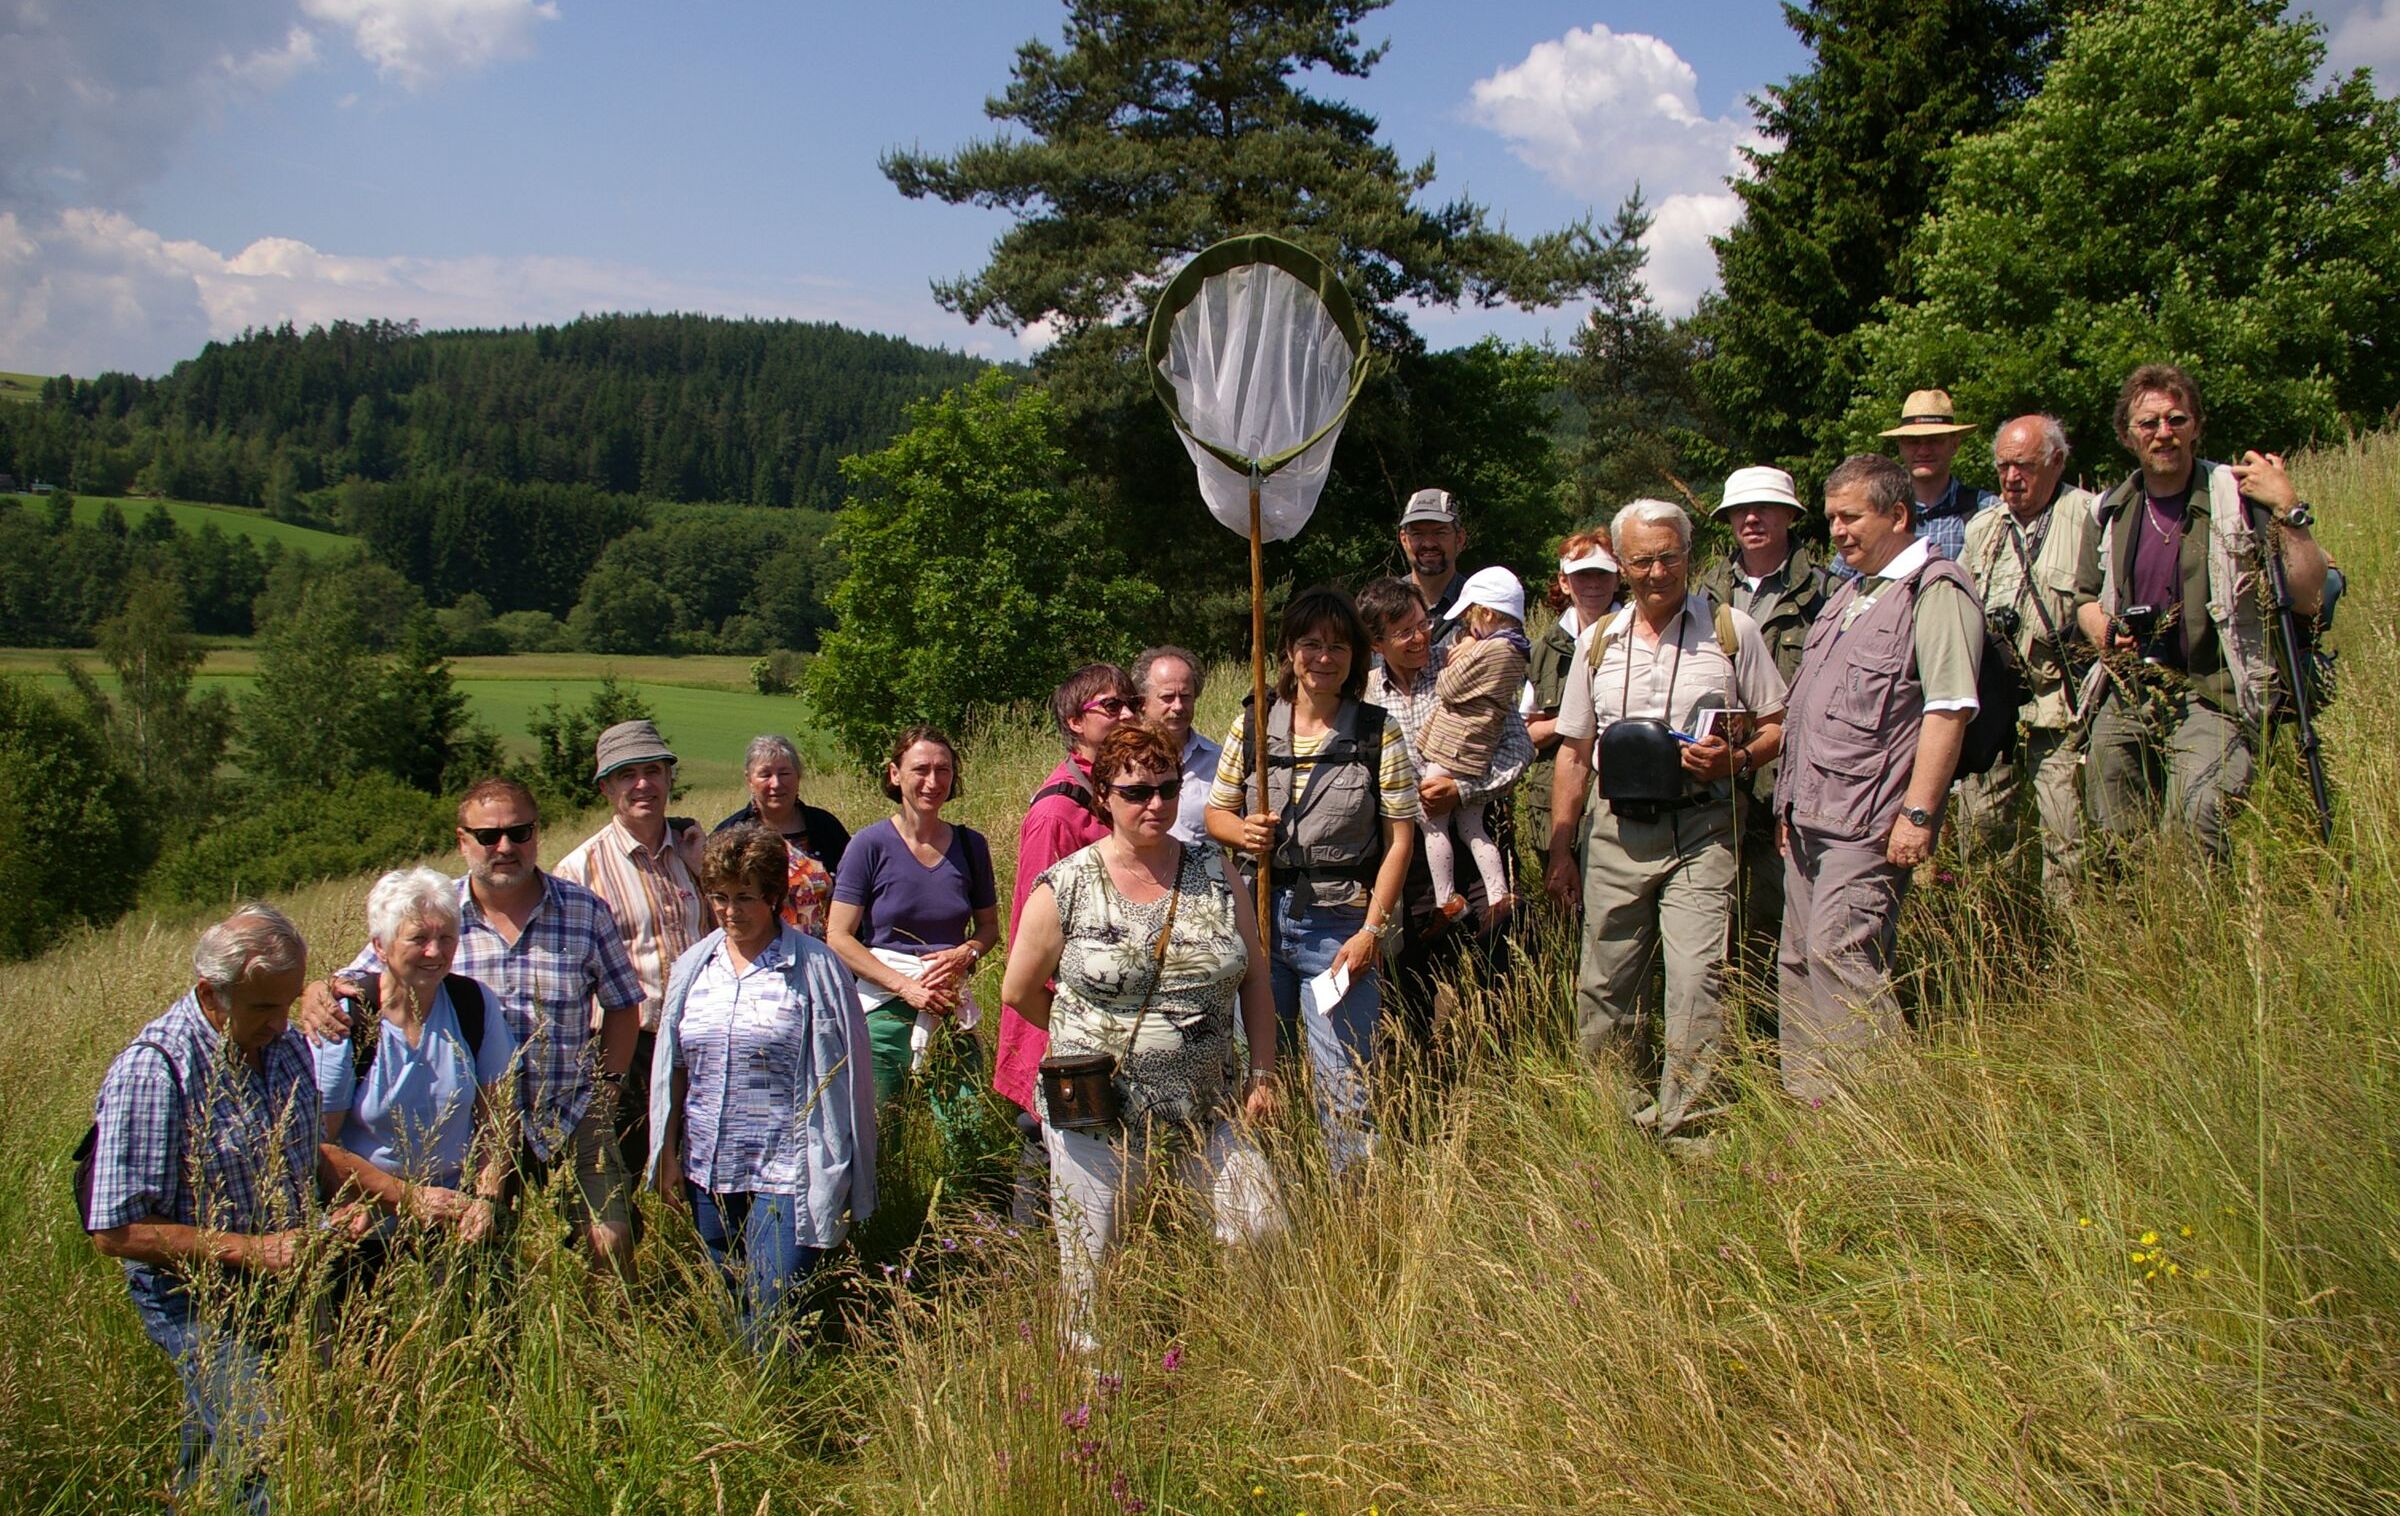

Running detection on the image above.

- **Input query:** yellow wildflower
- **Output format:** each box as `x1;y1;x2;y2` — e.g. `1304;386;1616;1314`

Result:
2180;1225;2193;1238
2140;1231;2159;1246
2166;1263;2181;1277
2129;1250;2146;1263
2077;1217;2091;1228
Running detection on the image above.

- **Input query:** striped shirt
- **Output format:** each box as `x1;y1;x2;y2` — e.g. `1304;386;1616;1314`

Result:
1207;707;1422;821
673;928;826;1196
347;873;642;1163
86;996;322;1264
550;817;705;1031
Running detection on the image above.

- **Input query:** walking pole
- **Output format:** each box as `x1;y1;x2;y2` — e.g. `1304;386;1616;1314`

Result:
1250;461;1272;922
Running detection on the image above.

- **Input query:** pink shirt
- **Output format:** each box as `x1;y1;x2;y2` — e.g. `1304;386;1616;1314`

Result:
991;755;1108;1113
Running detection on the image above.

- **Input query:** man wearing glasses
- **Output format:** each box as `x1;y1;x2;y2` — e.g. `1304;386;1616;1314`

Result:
1955;416;2102;899
1397;487;1471;649
301;777;646;1276
2073;364;2330;860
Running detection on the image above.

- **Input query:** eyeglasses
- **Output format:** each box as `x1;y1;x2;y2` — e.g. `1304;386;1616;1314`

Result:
1292;638;1350;660
704;892;769;910
1622;551;1688;573
1108;779;1183;806
2130;412;2194;435
463;822;537;847
1080;696;1134;718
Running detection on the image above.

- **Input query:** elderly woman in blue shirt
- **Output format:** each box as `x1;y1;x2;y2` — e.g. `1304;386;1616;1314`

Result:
647;824;877;1353
313;869;519;1278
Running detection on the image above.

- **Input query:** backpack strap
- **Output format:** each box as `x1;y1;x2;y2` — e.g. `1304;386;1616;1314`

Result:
74;1039;183;1232
1031;777;1091;809
445;974;487;1062
1713;603;1738;660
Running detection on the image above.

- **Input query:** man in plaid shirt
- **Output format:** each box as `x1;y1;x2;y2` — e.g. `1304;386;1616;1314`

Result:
305;778;646;1277
85;905;356;1511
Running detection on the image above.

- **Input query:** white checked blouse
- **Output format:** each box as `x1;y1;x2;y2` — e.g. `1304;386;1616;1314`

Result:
672;928;826;1196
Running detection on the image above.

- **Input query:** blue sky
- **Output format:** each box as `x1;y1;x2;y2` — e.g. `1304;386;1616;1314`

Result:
3;0;2393;375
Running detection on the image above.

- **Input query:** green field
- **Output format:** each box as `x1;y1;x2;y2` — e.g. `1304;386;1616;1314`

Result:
2;493;357;556
9;649;827;789
0;371;39;405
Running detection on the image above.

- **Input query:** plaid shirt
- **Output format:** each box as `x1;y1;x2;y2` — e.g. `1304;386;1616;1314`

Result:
86;995;321;1254
1365;648;1534;802
673;930;819;1195
349;873;642;1163
550;817;705;1030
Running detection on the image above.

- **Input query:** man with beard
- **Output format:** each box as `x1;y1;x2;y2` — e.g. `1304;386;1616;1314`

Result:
1398;488;1470;650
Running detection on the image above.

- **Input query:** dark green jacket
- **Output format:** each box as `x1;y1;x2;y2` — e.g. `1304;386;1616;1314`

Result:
2075;463;2237;712
1695;544;1831;800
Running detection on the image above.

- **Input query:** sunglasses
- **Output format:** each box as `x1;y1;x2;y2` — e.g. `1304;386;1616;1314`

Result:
2130;412;2194;435
1108;779;1183;806
463;822;537;847
1081;696;1134;718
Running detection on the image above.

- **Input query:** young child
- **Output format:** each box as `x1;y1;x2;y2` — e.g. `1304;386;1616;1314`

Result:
1417;566;1532;925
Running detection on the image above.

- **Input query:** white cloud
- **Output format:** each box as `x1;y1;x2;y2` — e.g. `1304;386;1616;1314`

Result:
1466;24;1763;314
0;208;989;376
2315;0;2400;78
300;0;560;90
222;26;324;92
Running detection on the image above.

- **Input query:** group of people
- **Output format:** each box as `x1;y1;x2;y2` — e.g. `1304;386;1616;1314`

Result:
79;359;2335;1507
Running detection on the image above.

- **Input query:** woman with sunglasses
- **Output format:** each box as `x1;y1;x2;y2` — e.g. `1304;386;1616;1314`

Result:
826;726;1001;1104
1205;586;1416;1175
992;664;1137;1211
646;824;876;1355
1004;723;1281;1348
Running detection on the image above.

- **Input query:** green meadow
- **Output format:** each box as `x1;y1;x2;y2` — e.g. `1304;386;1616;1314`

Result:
0;371;41;405
2;650;826;790
0;440;2391;1511
2;493;357;556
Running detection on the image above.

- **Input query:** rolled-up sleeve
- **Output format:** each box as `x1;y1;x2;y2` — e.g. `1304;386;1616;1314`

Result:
86;1052;177;1232
1914;580;1985;712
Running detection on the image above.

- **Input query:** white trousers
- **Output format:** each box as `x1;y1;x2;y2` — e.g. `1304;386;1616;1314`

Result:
1045;1117;1283;1340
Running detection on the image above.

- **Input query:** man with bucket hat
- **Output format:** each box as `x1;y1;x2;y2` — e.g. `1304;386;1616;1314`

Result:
1878;388;1993;567
1545;498;1788;1145
553;718;706;1186
1696;465;1832;992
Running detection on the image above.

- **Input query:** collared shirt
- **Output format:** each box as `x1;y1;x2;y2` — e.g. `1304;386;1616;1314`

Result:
347;873;642;1163
1842;538;1982;712
1171;728;1223;846
1554;591;1788;745
1366;646;1533;803
551;816;705;1030
87;995;321;1264
1830;477;1988;578
673;928;824;1196
314;981;520;1190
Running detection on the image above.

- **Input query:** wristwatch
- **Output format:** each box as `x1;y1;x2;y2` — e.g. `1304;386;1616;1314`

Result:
1902;805;1936;828
2282;502;2316;529
1734;747;1755;780
1368;916;1401;944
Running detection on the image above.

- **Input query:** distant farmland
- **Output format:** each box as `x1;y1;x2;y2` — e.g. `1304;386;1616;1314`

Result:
0;372;39;405
4;492;353;556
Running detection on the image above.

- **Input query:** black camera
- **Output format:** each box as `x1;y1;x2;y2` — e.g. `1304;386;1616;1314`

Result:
2118;604;2160;642
1986;605;2022;642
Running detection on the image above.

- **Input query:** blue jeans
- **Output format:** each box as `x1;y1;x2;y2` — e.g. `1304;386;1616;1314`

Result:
1266;891;1379;1173
127;1269;272;1514
686;1185;823;1356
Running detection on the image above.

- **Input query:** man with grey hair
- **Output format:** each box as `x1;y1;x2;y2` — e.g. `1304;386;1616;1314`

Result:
1546;498;1787;1143
552;718;706;1183
83;904;356;1510
1132;645;1219;845
1955;415;2102;899
1775;456;1984;1103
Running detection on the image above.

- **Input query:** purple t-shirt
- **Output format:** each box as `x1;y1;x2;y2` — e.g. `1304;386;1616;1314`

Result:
830;817;998;955
2128;488;2189;667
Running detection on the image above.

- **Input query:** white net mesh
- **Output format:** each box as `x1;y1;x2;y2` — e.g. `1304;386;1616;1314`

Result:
1156;260;1359;542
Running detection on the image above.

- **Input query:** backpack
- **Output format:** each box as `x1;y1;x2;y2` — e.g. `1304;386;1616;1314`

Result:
1901;567;2022;780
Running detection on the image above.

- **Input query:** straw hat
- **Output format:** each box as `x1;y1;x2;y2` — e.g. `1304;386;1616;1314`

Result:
1879;388;1975;438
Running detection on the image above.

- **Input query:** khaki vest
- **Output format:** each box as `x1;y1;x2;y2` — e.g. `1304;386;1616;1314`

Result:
1240;697;1387;909
1775;555;1977;842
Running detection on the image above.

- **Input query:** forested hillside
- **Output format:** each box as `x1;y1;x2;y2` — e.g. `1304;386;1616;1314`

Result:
0;313;986;513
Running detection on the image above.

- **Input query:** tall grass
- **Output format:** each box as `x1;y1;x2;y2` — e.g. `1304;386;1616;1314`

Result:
1;440;2396;1512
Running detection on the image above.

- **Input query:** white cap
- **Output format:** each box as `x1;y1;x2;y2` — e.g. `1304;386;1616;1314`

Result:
1713;465;1802;518
1560;545;1619;576
1447;565;1526;625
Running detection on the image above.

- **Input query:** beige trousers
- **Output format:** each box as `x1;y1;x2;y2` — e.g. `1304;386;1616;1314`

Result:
1573;799;1735;1134
1953;723;2084;900
1777;825;1910;1105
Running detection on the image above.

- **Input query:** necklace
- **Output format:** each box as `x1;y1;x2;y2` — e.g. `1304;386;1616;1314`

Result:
2143;492;2185;548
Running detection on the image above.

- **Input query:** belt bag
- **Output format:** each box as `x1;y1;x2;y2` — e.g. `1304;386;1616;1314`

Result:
1038;868;1181;1133
1597;717;1688;819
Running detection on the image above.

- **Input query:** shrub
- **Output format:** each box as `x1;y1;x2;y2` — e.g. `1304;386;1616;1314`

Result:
490;609;576;653
144;773;453;911
0;677;150;959
751;649;809;695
